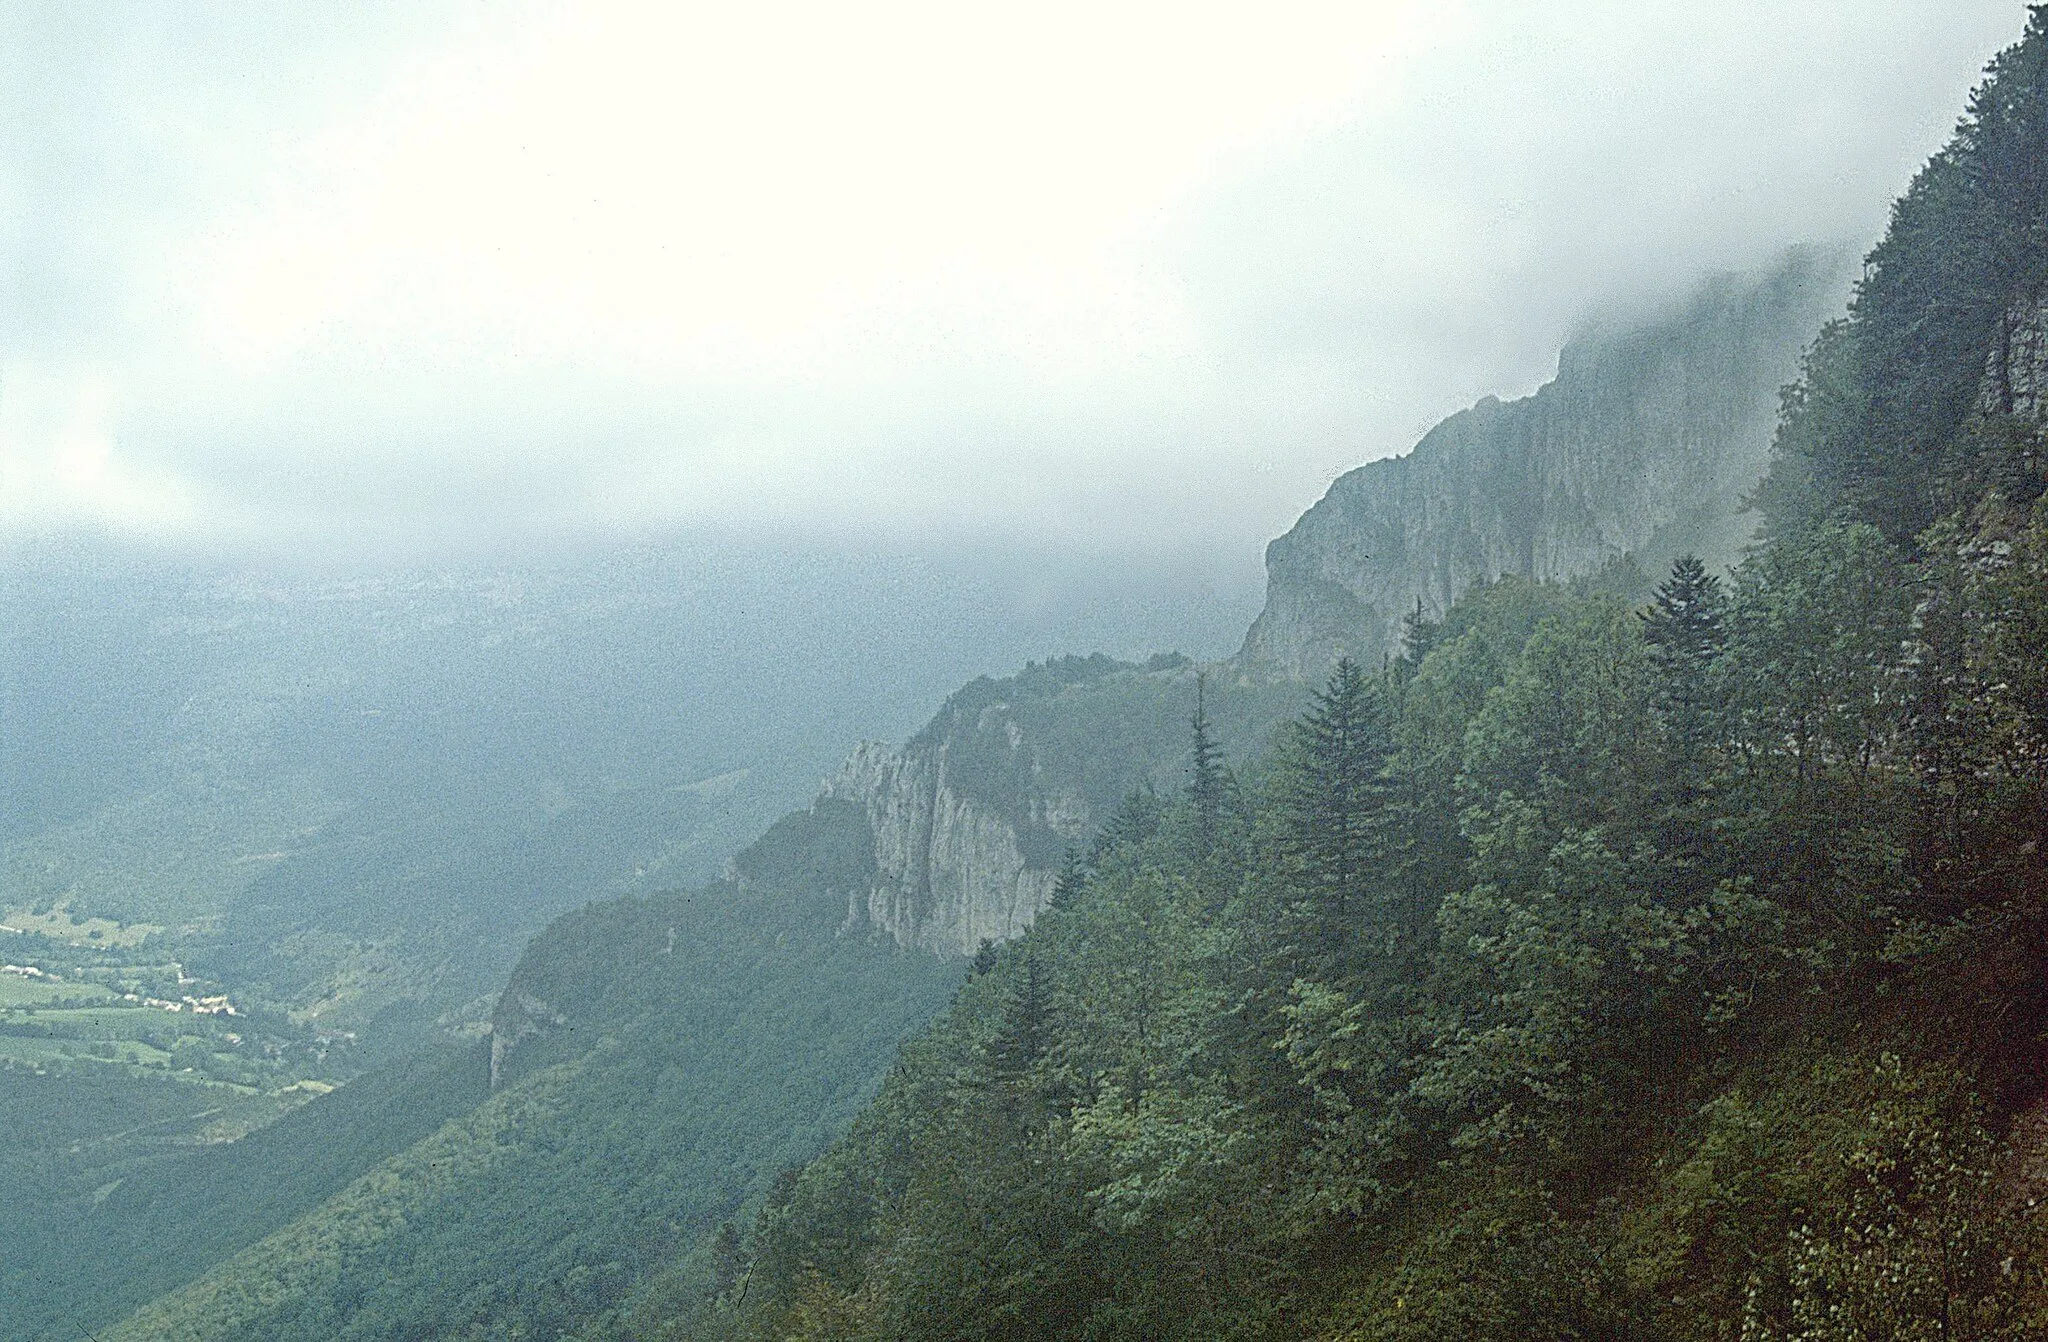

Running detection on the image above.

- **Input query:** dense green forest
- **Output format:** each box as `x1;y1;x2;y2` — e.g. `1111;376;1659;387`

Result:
0;1042;488;1342
91;855;963;1342
19;649;1286;1342
662;20;2048;1340
28;13;2048;1342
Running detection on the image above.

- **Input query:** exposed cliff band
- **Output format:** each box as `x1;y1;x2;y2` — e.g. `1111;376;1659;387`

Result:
1240;248;1852;679
822;741;1071;957
795;252;1853;956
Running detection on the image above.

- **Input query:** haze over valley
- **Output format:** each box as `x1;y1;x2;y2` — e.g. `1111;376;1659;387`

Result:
6;5;2048;1341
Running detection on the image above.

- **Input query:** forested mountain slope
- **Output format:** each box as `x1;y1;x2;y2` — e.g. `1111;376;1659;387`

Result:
0;546;1251;1342
677;16;2048;1341
57;14;2048;1340
93;859;962;1342
1;1042;489;1342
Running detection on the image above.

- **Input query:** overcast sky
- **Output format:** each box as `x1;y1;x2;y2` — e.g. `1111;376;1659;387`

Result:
0;1;2027;561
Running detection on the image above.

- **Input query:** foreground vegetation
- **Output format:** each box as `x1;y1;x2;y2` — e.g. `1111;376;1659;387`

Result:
88;867;963;1342
22;13;2048;1341
663;21;2048;1339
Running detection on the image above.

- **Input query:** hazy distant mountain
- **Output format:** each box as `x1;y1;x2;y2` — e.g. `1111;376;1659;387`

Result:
3;251;1884;1342
0;537;1259;1042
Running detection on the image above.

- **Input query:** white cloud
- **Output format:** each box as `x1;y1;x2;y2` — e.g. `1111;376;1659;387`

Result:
0;363;199;534
0;0;2027;555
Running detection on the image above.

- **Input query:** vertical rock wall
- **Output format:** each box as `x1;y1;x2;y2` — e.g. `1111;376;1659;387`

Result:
1978;286;2048;420
1240;249;1851;679
821;740;1075;957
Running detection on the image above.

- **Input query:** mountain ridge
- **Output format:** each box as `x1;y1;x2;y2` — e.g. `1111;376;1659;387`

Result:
1241;247;1851;678
793;252;1852;960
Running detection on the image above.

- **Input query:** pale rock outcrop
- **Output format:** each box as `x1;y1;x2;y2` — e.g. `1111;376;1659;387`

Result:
822;740;1085;957
1240;250;1851;679
1978;286;2048;419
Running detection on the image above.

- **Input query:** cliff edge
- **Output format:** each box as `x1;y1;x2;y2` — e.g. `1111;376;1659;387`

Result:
1240;248;1851;678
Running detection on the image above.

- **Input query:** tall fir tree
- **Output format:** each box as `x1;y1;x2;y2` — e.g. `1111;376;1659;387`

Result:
1640;554;1727;799
1049;846;1088;911
1279;657;1391;922
1189;672;1227;856
1399;597;1442;675
988;950;1049;1083
1091;783;1164;863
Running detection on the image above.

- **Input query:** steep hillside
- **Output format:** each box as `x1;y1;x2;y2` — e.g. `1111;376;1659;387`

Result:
97;870;961;1342
55;180;1887;1342
0;544;1255;1341
65;657;1293;1340
54;22;2048;1341
0;1042;489;1342
660;16;2048;1342
1242;248;1848;678
799;656;1303;955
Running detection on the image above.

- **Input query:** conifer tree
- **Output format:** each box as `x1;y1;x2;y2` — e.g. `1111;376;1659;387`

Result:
1640;554;1727;796
1399;597;1442;674
1050;846;1088;911
1279;657;1390;921
969;938;999;976
1189;672;1227;855
988;950;1048;1082
1091;783;1164;863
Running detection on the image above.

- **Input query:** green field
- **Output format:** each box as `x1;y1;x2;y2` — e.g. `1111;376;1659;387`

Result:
1;903;164;947
0;973;116;1007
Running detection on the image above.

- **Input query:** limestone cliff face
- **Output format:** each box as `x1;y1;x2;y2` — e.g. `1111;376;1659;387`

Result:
1241;250;1850;679
821;738;1086;958
1978;285;2048;420
711;255;1855;957
743;655;1296;959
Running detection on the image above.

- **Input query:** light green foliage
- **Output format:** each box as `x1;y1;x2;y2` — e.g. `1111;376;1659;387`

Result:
1754;1057;2048;1342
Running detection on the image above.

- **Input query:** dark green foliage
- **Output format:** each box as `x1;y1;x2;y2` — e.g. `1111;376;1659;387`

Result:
1641;554;1727;796
1274;659;1390;925
1089;786;1166;863
710;1222;749;1304
697;474;2048;1339
1187;674;1229;856
1050;848;1088;911
0;1042;490;1342
1398;598;1442;672
1768;8;2048;542
730;799;879;910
